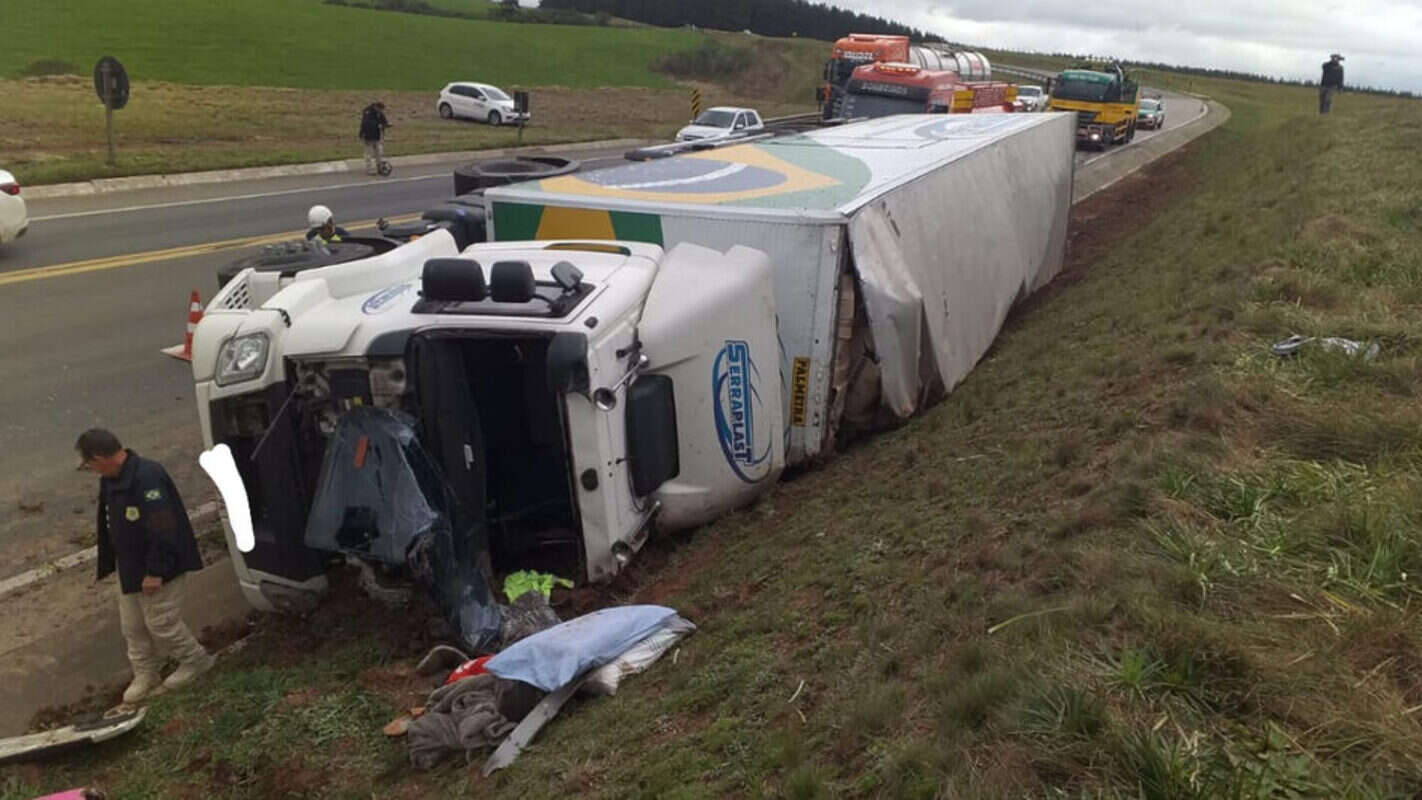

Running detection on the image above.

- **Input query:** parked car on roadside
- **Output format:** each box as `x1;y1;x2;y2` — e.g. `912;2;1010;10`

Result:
437;82;528;126
1013;85;1046;112
0;169;28;245
675;107;765;142
1137;97;1165;129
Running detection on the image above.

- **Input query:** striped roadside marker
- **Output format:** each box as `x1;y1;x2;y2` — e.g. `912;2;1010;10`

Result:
161;289;203;362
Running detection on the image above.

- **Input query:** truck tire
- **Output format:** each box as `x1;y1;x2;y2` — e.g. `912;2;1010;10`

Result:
451;156;580;195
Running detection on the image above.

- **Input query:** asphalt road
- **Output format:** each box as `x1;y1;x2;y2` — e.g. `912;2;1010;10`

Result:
0;147;631;570
0;94;1206;569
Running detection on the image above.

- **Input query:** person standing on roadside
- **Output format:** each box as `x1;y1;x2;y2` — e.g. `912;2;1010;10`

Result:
360;101;391;175
1319;53;1344;114
77;429;213;704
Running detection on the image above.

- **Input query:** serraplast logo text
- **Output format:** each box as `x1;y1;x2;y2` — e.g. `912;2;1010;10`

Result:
712;340;772;483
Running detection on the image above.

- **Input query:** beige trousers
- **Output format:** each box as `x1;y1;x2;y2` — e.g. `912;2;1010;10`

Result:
116;574;209;676
363;139;385;172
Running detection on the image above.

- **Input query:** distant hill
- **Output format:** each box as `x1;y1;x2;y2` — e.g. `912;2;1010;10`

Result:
0;0;703;89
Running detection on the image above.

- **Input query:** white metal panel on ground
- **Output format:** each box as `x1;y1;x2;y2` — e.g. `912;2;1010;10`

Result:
849;112;1074;416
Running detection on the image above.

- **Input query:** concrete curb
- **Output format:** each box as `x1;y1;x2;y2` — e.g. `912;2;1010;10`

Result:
23;138;655;200
0;501;222;600
0;555;249;737
1072;98;1230;204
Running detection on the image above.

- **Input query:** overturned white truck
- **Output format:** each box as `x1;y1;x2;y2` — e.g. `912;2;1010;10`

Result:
192;112;1074;616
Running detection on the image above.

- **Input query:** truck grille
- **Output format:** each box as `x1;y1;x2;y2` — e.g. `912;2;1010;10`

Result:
1076;110;1098;125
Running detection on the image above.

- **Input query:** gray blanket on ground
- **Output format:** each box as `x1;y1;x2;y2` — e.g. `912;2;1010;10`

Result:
406;673;543;769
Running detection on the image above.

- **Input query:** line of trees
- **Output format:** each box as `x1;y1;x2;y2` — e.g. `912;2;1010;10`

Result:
538;0;945;43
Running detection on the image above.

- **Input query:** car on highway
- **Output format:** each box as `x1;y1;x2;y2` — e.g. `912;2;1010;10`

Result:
675;107;764;142
1013;85;1046;112
1137;97;1165;129
436;82;528;126
0;169;28;245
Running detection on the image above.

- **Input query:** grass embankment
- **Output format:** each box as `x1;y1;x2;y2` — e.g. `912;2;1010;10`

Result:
2;0;817;185
6;76;1422;800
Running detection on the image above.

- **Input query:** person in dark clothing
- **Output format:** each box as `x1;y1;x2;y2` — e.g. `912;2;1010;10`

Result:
304;204;350;245
359;101;392;175
77;429;212;704
1320;53;1344;114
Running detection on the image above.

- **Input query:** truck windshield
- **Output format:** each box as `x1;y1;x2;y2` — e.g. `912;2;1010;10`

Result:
829;58;861;84
693;109;736;127
842;92;924;119
1053;78;1111;102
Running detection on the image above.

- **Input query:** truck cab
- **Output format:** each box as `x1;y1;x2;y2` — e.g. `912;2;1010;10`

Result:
1048;63;1140;149
193;233;783;612
841;62;1016;119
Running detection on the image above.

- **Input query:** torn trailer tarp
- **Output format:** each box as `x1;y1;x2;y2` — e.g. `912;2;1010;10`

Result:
304;407;502;652
486;112;1076;460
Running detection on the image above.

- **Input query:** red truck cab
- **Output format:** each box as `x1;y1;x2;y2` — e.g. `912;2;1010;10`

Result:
840;62;1016;119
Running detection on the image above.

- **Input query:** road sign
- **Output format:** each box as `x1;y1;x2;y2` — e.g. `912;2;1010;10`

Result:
93;56;129;110
691;88;702;119
93;56;129;167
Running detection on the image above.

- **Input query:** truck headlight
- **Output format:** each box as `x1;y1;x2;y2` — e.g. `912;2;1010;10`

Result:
216;333;270;386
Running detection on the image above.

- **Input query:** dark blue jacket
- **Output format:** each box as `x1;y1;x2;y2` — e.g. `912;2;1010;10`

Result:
1321;61;1344;89
96;451;204;594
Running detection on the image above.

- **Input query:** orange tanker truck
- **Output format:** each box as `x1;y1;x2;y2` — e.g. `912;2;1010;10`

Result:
837;61;1016;119
821;33;993;119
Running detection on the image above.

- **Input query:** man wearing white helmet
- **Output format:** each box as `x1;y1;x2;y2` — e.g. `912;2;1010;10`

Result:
305;205;350;246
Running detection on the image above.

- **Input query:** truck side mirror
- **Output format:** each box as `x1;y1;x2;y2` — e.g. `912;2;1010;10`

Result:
625;375;679;496
547;332;589;394
551;260;583;292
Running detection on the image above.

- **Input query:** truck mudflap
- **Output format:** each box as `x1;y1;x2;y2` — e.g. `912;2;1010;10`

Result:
305;406;503;652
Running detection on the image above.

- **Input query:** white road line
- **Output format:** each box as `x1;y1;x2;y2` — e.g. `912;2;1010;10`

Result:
29;174;450;222
0;500;222;599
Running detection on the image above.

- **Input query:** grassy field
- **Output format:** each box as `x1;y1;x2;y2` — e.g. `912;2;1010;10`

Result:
0;76;811;186
5;77;1420;798
0;0;701;89
1;1;822;185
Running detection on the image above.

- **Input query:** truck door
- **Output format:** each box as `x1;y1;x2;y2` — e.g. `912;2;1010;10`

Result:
625;242;785;530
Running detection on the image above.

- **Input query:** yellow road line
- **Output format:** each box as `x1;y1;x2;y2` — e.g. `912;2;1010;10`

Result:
0;213;423;288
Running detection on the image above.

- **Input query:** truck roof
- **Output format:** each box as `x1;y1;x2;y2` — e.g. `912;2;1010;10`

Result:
487;113;1063;225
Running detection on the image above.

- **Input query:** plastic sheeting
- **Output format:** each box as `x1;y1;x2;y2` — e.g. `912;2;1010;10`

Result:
850;114;1074;417
305;407;503;652
485;605;680;692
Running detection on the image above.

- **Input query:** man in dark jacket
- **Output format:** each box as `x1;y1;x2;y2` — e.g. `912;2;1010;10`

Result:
78;429;212;704
359;101;391;175
1320;54;1344;114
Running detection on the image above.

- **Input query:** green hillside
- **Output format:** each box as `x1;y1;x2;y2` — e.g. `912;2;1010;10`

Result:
0;0;700;89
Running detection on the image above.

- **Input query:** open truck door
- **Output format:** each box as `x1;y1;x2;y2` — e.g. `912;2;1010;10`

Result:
628;243;785;530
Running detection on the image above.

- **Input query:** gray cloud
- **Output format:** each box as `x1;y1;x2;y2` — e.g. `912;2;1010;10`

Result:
827;1;1422;91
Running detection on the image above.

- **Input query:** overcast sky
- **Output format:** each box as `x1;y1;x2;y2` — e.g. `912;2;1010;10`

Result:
826;1;1422;92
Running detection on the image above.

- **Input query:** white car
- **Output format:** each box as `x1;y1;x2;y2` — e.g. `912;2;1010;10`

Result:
0;169;27;245
675;107;765;142
436;82;529;126
1013;85;1046;112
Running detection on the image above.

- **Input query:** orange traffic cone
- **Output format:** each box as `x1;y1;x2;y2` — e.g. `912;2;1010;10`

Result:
161;290;203;362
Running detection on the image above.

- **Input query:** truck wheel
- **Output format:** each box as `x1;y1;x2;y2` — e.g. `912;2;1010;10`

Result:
487;110;502;126
439;103;453;119
451;155;580;195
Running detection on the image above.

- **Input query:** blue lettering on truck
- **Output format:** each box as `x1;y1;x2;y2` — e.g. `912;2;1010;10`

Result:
713;340;772;483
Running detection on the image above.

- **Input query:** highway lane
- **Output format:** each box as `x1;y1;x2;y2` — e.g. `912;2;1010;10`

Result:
0;98;1207;568
0;148;630;569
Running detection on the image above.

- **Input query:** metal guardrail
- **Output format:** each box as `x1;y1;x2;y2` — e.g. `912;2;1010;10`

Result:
624;112;826;161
